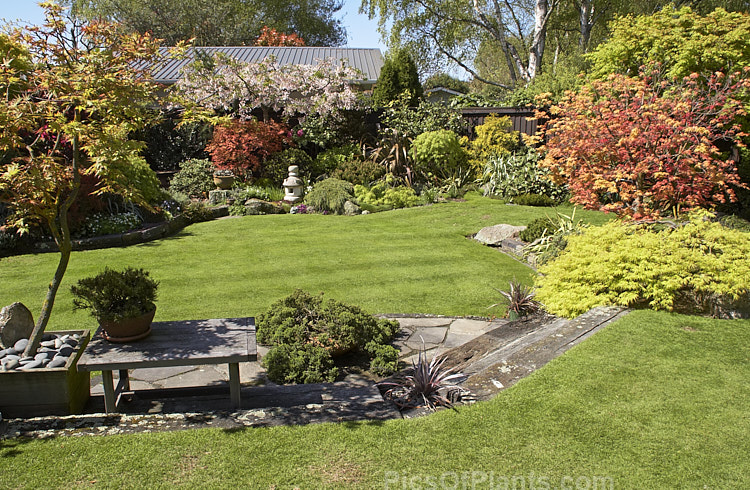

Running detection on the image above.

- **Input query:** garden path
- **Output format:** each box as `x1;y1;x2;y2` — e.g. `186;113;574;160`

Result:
1;310;627;438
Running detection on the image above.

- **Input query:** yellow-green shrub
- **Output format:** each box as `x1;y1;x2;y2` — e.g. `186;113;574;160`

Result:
535;212;750;318
469;115;519;159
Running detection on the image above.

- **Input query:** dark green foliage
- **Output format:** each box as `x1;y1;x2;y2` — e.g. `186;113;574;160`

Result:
136;116;212;172
304;178;354;214
520;217;551;243
365;341;399;376
262;343;338;384
380;96;465;139
262;148;314;184
372;48;423;107
331;158;386;185
296;109;379;150
71;267;158;323
181;201;216;223
169;158;215;198
312;144;363;178
423;73;470;94
257;289;401;384
512;193;557;207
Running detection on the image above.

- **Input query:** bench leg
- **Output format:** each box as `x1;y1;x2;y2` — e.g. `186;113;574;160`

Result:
102;370;117;413
228;362;241;408
118;369;130;391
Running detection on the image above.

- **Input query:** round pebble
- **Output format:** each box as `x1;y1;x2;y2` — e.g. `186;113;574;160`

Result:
58;345;75;357
40;340;56;348
2;359;20;370
47;357;67;368
35;352;51;362
14;338;29;352
19;360;43;370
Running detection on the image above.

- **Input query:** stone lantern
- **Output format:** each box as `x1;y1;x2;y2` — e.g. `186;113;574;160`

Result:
282;165;304;203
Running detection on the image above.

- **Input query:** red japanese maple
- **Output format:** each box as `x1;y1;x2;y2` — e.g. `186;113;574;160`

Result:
206;120;292;178
538;67;750;219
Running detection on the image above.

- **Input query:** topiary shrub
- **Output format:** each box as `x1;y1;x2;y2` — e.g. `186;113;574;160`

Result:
535;211;750;318
257;289;401;384
304;178;354;214
169;158;215;198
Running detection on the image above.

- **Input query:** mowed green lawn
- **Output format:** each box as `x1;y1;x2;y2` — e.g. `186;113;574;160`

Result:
1;310;748;488
0;195;608;329
3;197;747;488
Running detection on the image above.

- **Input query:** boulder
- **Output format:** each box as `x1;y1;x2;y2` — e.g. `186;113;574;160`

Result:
343;200;361;216
0;303;35;349
474;224;527;246
244;199;284;215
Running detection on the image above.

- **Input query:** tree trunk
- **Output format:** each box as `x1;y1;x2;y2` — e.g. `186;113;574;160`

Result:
526;0;553;82
579;0;594;52
23;132;82;358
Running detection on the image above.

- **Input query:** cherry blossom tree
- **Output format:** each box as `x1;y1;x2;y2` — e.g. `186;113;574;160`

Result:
172;52;363;122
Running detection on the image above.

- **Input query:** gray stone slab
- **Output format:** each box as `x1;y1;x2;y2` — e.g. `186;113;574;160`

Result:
129;365;197;383
442;331;477;349
407;326;448;346
395;317;453;329
214;361;267;385
154;365;228;389
448;319;496;335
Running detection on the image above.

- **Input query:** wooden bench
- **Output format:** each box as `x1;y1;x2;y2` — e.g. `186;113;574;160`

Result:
77;317;256;413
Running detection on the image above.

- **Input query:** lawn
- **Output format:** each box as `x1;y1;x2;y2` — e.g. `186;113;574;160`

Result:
3;197;746;488
1;310;748;488
0;194;608;330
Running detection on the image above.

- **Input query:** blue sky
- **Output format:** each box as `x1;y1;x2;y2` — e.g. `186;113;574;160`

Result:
1;0;388;51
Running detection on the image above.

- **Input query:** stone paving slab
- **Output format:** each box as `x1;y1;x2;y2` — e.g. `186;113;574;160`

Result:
128;365;196;383
405;326;448;350
0;311;633;439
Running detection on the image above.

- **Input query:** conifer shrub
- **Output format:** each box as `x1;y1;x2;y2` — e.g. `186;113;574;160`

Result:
535;212;750;318
519;217;550;243
304;178;354;214
257;289;401;384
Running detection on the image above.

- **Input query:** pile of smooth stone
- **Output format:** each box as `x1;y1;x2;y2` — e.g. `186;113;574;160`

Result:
0;302;81;371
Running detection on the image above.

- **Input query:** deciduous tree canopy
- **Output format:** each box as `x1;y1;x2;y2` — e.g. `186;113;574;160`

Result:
71;0;346;46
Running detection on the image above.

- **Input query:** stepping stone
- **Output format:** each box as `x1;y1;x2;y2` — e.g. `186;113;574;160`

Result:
155;366;227;389
129;365;196;383
406;326;448;350
442;331;477;349
395;317;453;329
448;319;496;335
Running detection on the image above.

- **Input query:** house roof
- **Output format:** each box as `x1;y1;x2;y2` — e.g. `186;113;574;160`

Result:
151;46;384;85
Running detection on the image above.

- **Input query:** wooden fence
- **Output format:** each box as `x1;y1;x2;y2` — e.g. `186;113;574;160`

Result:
459;107;538;138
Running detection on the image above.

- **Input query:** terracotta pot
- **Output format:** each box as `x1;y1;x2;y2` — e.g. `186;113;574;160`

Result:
213;175;234;190
99;308;156;342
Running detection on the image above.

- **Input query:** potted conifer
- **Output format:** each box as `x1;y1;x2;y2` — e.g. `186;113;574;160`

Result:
71;267;159;342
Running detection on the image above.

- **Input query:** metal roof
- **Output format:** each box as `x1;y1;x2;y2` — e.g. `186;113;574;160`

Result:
151;46;384;85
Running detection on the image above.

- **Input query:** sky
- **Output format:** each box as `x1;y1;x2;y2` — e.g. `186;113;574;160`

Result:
1;0;389;51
